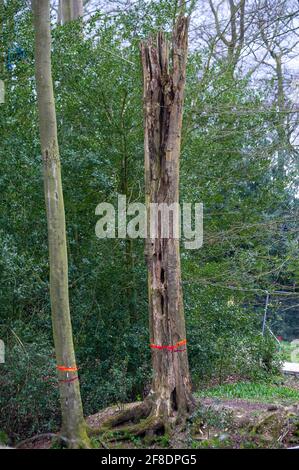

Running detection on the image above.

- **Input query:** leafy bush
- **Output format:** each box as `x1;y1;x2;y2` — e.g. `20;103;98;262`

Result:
0;324;59;443
186;288;281;385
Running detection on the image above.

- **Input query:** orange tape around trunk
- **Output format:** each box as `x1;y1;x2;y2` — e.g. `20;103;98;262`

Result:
150;339;187;351
56;365;78;372
59;376;79;384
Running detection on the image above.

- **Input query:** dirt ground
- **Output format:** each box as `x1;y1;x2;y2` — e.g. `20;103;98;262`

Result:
12;375;299;449
15;395;299;449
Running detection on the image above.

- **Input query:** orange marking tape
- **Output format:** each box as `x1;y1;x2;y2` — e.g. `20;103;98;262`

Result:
59;376;79;384
150;339;187;351
56;365;78;372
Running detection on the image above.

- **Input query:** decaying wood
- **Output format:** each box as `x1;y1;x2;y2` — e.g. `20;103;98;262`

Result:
91;14;194;439
141;13;194;426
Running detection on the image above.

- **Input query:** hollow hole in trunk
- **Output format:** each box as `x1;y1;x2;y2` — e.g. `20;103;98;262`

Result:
155;424;165;436
160;268;165;284
171;388;178;411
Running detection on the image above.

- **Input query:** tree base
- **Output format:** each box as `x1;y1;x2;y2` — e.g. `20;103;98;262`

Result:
89;394;195;443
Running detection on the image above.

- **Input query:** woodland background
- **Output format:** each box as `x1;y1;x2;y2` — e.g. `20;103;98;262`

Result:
0;0;298;442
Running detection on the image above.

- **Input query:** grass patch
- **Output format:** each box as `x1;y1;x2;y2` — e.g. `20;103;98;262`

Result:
197;381;299;403
279;341;299;363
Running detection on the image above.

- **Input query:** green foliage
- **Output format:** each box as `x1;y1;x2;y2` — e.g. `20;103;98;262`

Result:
192;436;234;449
280;341;299;362
190;404;234;431
186;288;280;385
0;431;9;446
198;381;299;402
0;323;59;440
0;0;297;444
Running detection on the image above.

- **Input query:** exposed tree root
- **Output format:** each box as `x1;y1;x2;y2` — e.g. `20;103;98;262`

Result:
15;432;87;449
88;401;151;436
16;430;92;449
104;417;165;443
102;401;152;429
88;395;194;444
16;433;58;449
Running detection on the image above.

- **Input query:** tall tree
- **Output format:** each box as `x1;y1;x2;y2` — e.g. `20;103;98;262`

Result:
208;0;246;75
100;14;194;436
256;0;298;180
32;0;90;448
60;0;83;24
141;13;194;427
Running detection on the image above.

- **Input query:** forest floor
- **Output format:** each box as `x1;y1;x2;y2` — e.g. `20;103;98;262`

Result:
19;376;299;450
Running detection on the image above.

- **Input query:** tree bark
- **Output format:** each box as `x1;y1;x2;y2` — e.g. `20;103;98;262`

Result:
0;0;4;77
275;53;286;179
141;14;194;426
32;0;90;448
60;0;83;24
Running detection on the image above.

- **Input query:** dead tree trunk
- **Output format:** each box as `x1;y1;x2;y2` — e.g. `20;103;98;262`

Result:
141;14;194;426
32;0;90;448
98;15;194;438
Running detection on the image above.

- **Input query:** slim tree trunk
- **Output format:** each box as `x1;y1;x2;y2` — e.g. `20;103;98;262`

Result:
275;54;286;180
32;0;90;448
0;0;4;76
60;0;83;24
141;14;194;426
